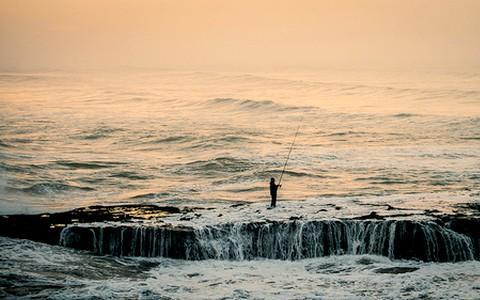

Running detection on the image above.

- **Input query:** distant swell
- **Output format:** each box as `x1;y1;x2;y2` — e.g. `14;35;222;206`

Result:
176;157;253;174
150;135;195;144
391;113;417;118
56;160;124;169
78;127;125;140
324;131;369;137
59;220;476;262
0;140;12;148
257;169;328;179
206;98;314;112
109;172;151;180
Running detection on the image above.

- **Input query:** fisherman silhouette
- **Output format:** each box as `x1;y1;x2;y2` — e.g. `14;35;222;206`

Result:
270;178;281;208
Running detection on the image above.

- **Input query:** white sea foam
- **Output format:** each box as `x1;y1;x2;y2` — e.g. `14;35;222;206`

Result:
1;237;479;299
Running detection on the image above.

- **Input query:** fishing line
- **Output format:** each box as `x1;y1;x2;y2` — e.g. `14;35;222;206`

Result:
278;125;300;185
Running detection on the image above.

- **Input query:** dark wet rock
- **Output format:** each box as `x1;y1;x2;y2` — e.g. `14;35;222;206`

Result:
456;202;480;214
442;217;480;260
374;267;419;274
352;211;385;220
305;263;335;272
353;201;416;212
356;257;377;265
230;203;246;208
305;263;354;274
2;204;480;263
384;204;414;211
0;204;181;245
182;207;215;213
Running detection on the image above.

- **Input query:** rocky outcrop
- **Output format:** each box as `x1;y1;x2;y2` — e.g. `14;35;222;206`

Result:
0;205;180;245
443;217;480;260
1;205;478;262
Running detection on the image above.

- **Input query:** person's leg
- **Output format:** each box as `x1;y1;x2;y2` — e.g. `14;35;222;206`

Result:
272;193;276;207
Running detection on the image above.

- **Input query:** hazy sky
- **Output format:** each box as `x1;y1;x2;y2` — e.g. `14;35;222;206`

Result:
1;0;479;71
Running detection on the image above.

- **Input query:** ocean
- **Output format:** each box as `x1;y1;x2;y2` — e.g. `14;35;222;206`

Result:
1;70;479;299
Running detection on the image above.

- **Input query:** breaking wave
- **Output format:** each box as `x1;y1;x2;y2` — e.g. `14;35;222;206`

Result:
17;182;95;195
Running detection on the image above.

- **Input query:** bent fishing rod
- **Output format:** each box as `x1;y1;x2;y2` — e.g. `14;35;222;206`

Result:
278;125;300;185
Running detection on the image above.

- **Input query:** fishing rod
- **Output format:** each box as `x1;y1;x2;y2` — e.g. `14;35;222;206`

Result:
278;125;300;185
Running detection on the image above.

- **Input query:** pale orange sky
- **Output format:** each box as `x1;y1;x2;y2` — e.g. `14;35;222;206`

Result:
1;0;479;71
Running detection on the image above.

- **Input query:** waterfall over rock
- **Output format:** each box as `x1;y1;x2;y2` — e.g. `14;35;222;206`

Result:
59;219;476;262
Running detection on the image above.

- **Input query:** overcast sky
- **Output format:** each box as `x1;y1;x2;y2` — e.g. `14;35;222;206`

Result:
1;0;479;71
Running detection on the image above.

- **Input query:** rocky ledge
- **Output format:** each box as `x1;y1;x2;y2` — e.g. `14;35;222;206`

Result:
0;204;181;245
0;202;479;262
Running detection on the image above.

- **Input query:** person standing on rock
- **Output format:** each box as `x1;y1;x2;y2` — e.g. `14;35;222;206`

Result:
270;178;281;208
271;126;299;208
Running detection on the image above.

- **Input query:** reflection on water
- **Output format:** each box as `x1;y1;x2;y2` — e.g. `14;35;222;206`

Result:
0;70;479;213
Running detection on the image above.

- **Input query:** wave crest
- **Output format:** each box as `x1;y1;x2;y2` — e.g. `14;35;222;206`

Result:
18;182;94;195
175;157;253;175
206;98;313;113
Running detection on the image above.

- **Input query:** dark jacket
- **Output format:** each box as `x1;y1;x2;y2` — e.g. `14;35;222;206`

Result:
270;182;280;195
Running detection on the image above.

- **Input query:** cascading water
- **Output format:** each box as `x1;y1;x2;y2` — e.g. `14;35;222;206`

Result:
59;219;476;262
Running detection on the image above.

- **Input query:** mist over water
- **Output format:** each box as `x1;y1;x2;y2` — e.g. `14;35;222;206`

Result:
1;70;479;214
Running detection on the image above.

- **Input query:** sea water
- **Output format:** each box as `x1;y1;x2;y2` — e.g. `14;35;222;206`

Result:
1;70;479;213
1;70;479;298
